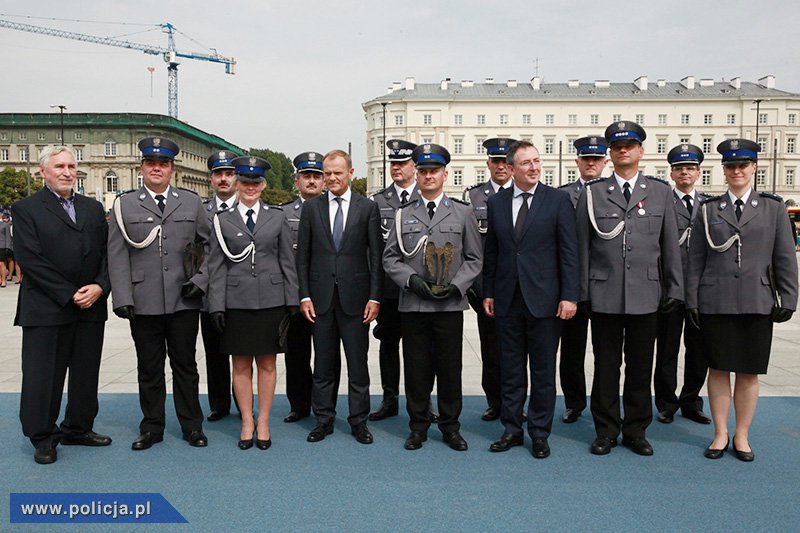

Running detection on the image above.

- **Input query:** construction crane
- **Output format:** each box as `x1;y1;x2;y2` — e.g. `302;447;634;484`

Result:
0;18;236;118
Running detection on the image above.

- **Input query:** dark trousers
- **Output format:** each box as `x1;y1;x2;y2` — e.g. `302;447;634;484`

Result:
476;308;501;410
20;321;105;448
559;313;590;411
311;288;370;427
401;311;463;434
496;288;560;438
130;310;203;435
285;312;313;414
590;312;657;440
655;304;707;414
374;297;402;404
200;311;232;414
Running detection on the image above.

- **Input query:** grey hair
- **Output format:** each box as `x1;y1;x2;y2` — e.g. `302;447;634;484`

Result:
39;145;77;167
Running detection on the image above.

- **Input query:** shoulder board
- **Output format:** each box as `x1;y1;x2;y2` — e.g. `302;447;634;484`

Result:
117;189;136;196
759;191;783;202
700;195;722;205
697;191;712;199
585;178;605;187
465;183;483;192
557;183;571;189
279;199;297;206
399;199;417;209
449;198;469;206
177;187;198;195
645;175;670;186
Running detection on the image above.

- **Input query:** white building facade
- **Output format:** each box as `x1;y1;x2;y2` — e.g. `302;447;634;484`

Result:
363;76;800;203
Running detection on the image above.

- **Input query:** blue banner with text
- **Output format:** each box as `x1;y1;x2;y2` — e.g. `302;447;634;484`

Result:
9;493;187;523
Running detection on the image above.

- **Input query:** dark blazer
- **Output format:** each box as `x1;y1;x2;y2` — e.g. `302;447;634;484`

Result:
12;188;110;326
296;191;383;315
483;184;579;318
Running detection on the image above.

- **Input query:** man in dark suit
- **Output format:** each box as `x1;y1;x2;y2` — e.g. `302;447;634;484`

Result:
483;141;579;458
296;149;383;445
13;145;112;464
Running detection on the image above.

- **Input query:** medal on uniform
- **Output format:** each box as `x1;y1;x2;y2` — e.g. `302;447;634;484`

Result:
751;199;758;207
637;200;645;216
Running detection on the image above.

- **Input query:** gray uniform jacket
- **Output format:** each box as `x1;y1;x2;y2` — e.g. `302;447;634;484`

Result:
0;220;10;249
207;201;299;314
200;197;229;312
686;192;798;314
558;179;585;209
108;186;209;315
463;181;500;299
672;190;709;291
576;173;683;315
371;184;420;299
383;195;483;313
280;197;304;253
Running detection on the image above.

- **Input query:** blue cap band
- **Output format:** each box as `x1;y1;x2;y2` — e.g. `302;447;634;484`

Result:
235;165;266;176
671;152;700;163
296;160;323;171
578;145;607;155
487;146;511;155
141;146;177;158
610;131;643;143
210;159;233;169
723;149;757;161
416;153;447;165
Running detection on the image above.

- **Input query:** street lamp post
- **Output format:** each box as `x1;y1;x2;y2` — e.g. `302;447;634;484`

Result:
50;104;67;144
381;101;390;189
753;99;764;191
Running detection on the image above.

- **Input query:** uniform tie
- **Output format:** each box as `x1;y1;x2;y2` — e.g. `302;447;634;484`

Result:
427;201;436;220
246;208;255;232
735;199;743;221
623;182;631;203
401;190;409;204
155;194;166;213
683;194;693;213
332;197;344;250
515;192;531;240
220;202;228;211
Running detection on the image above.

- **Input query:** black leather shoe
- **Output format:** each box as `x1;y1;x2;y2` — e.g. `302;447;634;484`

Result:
442;431;468;451
61;431;112;446
307;424;333;443
368;401;399;421
283;410;310;423
182;430;208;447
207;410;230;422
531;437;551;459
656;410;675;424
590;436;617;455
351;423;374;445
256;438;272;450
732;435;754;462
131;432;163;451
404;431;428;450
562;408;581;424
489;432;524;452
704;439;728;459
34;446;57;464
238;438;254;450
481;406;500;421
623;436;654;456
682;409;712;425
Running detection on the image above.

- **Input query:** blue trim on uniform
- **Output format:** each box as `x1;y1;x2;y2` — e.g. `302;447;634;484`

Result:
141;146;177;158
722;149;758;161
296;160;323;171
235;165;267;176
210;159;233;169
486;147;511;155
416;153;447;165
670;152;701;163
610;131;643;143
577;146;607;155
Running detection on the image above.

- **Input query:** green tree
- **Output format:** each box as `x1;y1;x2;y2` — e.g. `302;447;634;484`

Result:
0;168;42;207
249;148;295;191
261;188;295;205
351;177;367;197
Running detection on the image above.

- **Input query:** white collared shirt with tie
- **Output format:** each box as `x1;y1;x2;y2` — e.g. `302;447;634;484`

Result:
328;188;352;230
237;201;259;226
512;182;537;224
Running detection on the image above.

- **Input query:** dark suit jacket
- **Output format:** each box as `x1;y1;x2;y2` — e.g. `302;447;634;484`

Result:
296;190;383;316
12;188;110;326
483;184;579;318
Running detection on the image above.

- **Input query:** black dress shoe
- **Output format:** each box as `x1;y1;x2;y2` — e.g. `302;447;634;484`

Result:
368;401;399;421
590;436;617;455
489;432;524;452
442;431;468;451
682;409;712;425
562;408;581;424
131;432;163;451
307;424;333;443
238;438;254;450
704;439;729;459
481;406;500;421
61;431;112;446
732;435;754;462
404;431;428;450
623;436;654;456
207;410;230;422
283;410;310;423
34;446;57;465
182;430;208;447
656;410;674;424
256;438;272;450
351;423;374;444
531;437;551;459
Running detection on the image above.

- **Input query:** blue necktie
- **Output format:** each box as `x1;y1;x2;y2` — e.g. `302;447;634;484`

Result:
332;197;343;250
246;208;255;232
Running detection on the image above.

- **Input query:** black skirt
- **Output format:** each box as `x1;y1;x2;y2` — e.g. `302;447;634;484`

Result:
220;307;286;356
700;314;773;374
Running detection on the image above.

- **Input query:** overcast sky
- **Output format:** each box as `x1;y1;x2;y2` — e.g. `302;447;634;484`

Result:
2;1;798;173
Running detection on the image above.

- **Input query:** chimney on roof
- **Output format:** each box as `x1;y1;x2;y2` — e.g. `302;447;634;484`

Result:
440;79;449;90
680;76;695;89
594;80;609;88
699;78;714;87
729;77;741;89
461;80;474;88
387;86;394;94
405;77;415;91
758;75;775;89
392;81;402;92
507;79;518;87
531;76;541;90
568;79;579;88
657;79;666;87
634;76;648;91
485;77;494;84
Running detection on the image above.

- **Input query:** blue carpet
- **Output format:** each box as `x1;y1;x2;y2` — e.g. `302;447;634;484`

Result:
2;393;799;532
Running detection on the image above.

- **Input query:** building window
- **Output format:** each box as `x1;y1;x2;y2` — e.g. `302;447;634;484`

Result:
703;137;713;153
19;148;28;161
635;114;644;125
544;138;554;154
657;137;667;154
545;114;554;125
453;169;463;186
375;116;383;128
567;138;576;155
522;114;531;125
395;115;404;126
727;114;736;125
568;114;577;126
38;132;46;141
0;148;8;161
105;171;118;193
104;141;117;156
543;169;554;185
789;114;797;125
681;114;690;125
680;136;690;144
786;169;795;187
757;137;767;152
76;178;85;193
75;131;83;141
378;137;384;156
758;113;768;125
787;137;796;154
756;169;766;187
423;114;432;125
421;137;433;144
19;132;27;141
475;137;486;154
702;169;711;186
56;132;63;142
658;114;667;125
0;132;7;141
499;114;508;125
137;174;144;188
612;114;621;123
590;114;599;125
703;114;713;125
454;114;462;125
453;138;463;155
656;168;667;179
567;169;576;181
475;169;486;183
75;148;84;161
477;114;486;125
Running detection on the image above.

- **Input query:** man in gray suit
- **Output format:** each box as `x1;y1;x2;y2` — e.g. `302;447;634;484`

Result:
108;137;209;451
384;143;482;451
297;149;383;445
576;121;683;456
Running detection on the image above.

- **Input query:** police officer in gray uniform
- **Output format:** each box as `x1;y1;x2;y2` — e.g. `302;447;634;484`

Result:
463;137;516;421
369;139;421;421
108;136;209;451
280;151;325;423
383;143;483;451
557;135;608;424
576;121;683;456
654;144;711;425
